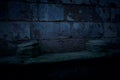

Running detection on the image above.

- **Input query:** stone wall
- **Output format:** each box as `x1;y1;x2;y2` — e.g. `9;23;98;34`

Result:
0;0;120;53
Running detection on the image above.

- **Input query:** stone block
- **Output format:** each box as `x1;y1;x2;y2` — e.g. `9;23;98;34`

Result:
64;5;102;22
0;22;30;41
26;0;120;7
89;23;104;38
87;0;120;7
95;7;110;22
8;1;32;20
86;39;108;52
100;0;120;7
111;23;120;37
103;23;118;38
38;4;64;21
57;22;71;39
27;0;90;4
111;8;120;22
71;22;105;39
39;0;48;2
30;4;39;21
55;39;85;52
62;0;90;4
71;22;92;38
40;39;85;53
102;37;119;44
117;23;120;37
25;0;41;2
30;22;70;39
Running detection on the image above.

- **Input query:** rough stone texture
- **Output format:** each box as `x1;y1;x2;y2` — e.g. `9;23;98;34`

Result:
7;0;120;7
30;4;39;21
99;0;120;7
111;8;120;22
26;0;120;7
39;4;64;21
8;1;32;21
64;5;95;21
30;4;64;21
104;23;118;38
71;22;92;38
71;22;119;39
95;7;110;22
115;23;120;37
0;22;30;41
88;23;104;38
0;0;120;53
40;39;85;53
30;22;70;40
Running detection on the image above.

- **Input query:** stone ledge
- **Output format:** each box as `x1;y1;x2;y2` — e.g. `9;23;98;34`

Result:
0;51;115;64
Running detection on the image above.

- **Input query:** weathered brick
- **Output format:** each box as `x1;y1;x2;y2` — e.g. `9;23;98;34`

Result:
8;1;32;21
38;4;64;21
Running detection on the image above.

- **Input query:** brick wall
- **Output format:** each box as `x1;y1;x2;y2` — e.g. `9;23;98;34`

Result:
0;0;120;53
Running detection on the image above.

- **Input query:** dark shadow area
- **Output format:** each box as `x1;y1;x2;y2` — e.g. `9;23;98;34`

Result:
0;55;120;80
